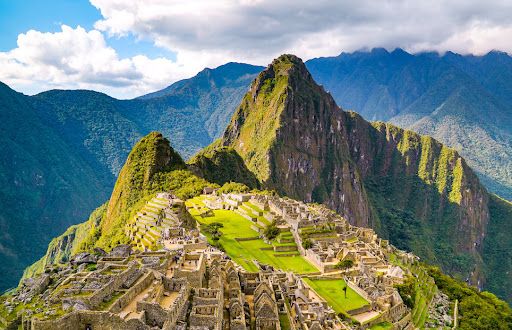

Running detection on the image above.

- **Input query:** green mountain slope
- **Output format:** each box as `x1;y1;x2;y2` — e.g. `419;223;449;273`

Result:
195;54;512;303
23;132;213;277
0;83;110;291
306;49;512;200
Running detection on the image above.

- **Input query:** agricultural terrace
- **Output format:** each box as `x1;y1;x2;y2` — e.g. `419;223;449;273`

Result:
303;278;370;314
186;196;318;274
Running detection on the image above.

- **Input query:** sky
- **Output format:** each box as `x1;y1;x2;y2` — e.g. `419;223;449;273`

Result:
1;0;512;99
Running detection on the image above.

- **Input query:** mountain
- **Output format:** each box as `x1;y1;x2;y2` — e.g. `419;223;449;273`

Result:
306;48;512;200
24;132;212;278
192;54;512;302
0;82;110;291
0;62;262;292
11;131;512;330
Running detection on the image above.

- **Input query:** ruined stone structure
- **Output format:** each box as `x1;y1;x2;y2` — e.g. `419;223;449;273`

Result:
5;192;440;330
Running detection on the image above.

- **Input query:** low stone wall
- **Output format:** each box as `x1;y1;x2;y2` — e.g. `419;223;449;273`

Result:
87;262;138;307
274;245;297;252
108;271;154;313
274;252;299;257
97;257;129;266
31;311;149;330
347;304;372;316
235;236;260;242
183;242;207;251
346;280;372;304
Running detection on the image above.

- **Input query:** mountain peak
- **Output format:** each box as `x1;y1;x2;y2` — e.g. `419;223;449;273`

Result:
221;54;339;184
103;132;184;235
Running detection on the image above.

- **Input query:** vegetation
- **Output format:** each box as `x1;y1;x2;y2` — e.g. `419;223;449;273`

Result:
302;239;313;249
335;259;354;270
484;195;512;303
217;182;250;195
22;204;107;280
263;221;280;240
203;222;224;241
189;146;260;188
303;278;369;314
220;55;300;182
427;266;512;329
395;277;416;308
307;49;512;200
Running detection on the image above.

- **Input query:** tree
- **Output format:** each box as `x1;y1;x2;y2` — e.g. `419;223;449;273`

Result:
205;222;224;241
264;221;280;240
302;239;313;249
335;259;354;270
342;285;348;299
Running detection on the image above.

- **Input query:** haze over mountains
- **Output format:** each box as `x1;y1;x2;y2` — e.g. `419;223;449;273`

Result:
0;48;511;301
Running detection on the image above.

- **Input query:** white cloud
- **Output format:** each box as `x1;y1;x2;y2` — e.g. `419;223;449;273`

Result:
0;25;199;98
2;1;512;98
91;0;512;65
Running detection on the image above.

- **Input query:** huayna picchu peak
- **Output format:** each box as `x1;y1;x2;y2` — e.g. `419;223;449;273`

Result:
1;55;512;330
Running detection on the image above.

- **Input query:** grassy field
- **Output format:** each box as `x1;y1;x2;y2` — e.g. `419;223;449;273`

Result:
304;278;370;313
186;197;318;274
369;322;393;330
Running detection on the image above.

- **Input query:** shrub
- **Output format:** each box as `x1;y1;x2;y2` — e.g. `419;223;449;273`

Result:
264;221;280;240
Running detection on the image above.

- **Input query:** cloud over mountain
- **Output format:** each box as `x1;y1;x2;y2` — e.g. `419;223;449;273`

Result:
2;0;512;97
0;25;196;98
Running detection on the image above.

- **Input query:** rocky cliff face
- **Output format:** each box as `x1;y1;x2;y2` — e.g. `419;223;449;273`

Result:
218;54;491;286
222;55;372;227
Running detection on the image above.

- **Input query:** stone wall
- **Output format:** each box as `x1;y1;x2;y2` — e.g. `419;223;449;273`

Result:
86;263;138;308
108;271;154;313
31;311;149;330
184;242;208;251
161;283;190;329
174;253;206;288
137;302;167;327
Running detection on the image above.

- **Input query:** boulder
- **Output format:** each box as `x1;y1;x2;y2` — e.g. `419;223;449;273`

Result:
93;247;107;256
71;252;97;265
109;244;132;258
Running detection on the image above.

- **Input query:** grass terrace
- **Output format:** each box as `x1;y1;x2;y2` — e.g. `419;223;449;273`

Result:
186;196;318;274
369;322;393;330
303;278;370;314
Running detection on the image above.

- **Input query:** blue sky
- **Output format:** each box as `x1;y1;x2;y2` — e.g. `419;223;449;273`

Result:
0;0;175;59
0;0;511;98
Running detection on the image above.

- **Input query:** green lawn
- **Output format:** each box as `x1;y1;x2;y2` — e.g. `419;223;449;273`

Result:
187;198;318;274
369;322;393;330
279;313;292;330
304;278;370;313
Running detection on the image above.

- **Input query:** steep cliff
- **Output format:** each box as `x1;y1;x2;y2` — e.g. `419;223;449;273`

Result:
210;54;493;291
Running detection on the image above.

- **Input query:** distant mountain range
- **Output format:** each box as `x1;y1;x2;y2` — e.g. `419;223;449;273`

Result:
1;48;511;294
306;48;512;200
